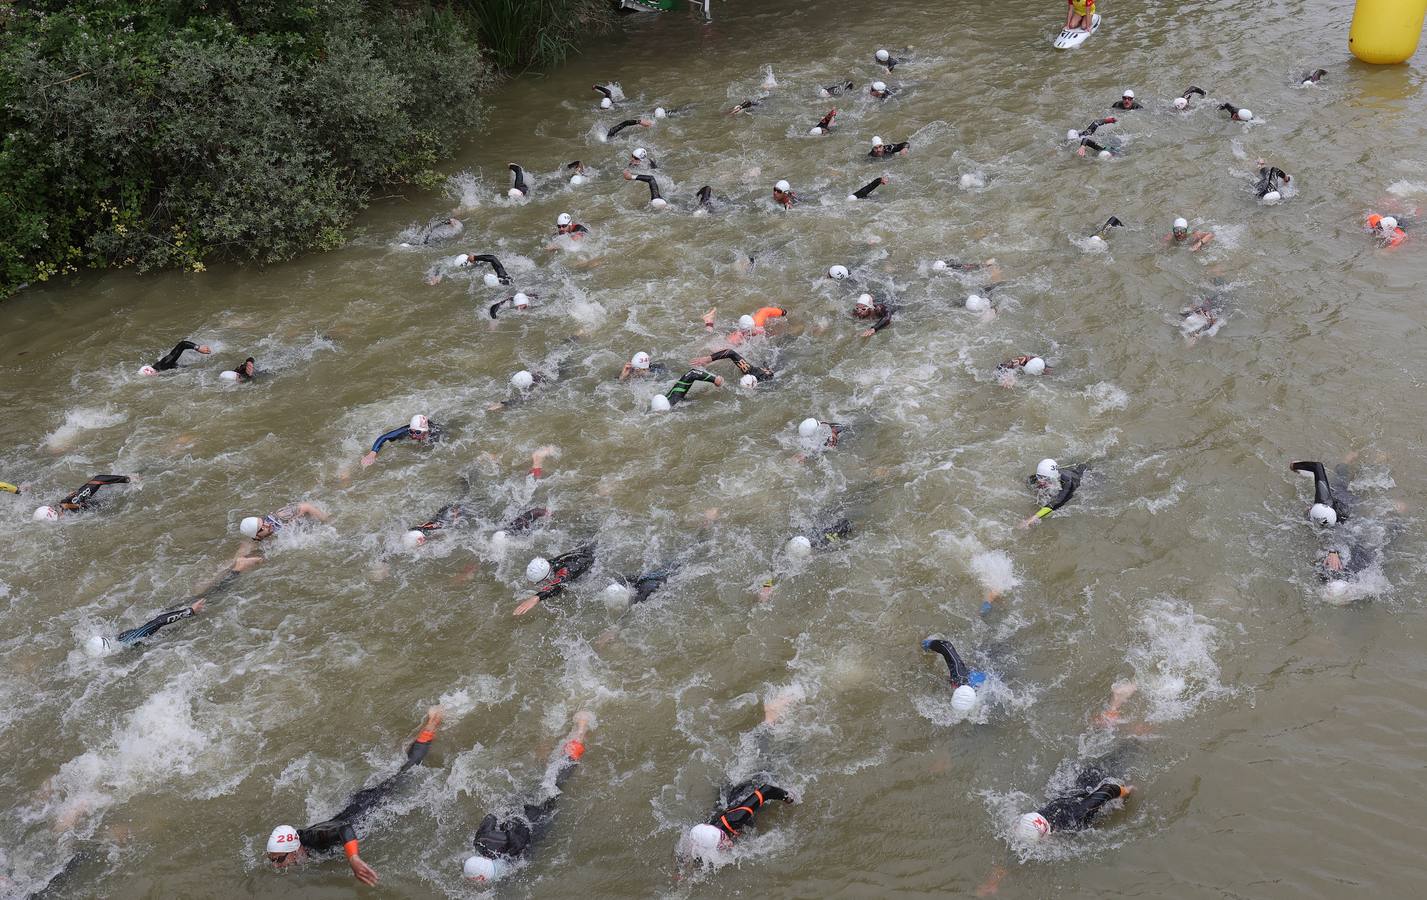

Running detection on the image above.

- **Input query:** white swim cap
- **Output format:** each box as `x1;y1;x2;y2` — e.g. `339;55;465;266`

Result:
511;370;534;390
632;147;647;160
1381;216;1398;231
798;417;819;438
1262;190;1281;205
402;530;426;550
1309;503;1338;527
484;272;500;287
1238;108;1252;120
219;370;239;382
556;212;572;227
738;374;756;389
875;49;890;62
463;855;499;881
965;294;990;312
689;823;723;854
1123;89;1135;99
599;97;612;109
738;314;756;331
1036;458;1059;481
872;136;884;147
84;634;112;658
786;535;813;557
632;351;651;370
1098;149;1112;160
513;292;530;308
950;684;978;719
1024;356;1046;375
1066;129;1081;141
651;197;667;209
410;414;430;433
507;188;524;198
603;582;632;609
267;825;300;854
828;264;849;279
855;293;874;309
32;506;58;522
570;174;587;186
932;259;947;271
1173;96;1188;109
655;106;667;118
651;394;671;412
775;179;791;193
454;253;470;266
1089;234;1105;244
1173;217;1189;230
139;365;157;376
1015;812;1050;843
872;80;887;93
240;516;262;539
526;557;551;583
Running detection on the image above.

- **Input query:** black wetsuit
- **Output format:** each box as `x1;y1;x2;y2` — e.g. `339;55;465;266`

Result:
876;55;900;71
868;141;910;157
534;545;596;601
822;81;855;96
811;516;852;549
593;84;613;101
1218;102;1248;119
1076;118;1115;138
923;638;972;685
231;357;256;381
1291;461;1352;524
606;119;644;139
504;507;550;534
1255;166;1289;198
153;341;202;371
370;423;445;455
489;294;536;319
1301;69;1327;84
1036;749;1132;833
696;186;716;210
471;254;512;284
1030;465;1084;519
1080;138;1119;156
1110;98;1143;110
730;99;760;113
412;502;469;536
852;177;887;199
1181;85;1206;100
706;349;773;382
813;110;836;132
296;731;436;857
471;746;582;863
557;224;591;237
665;369;719;406
631;173;663;203
857;303;892;332
509;164;529;196
116;604;198;645
708;783;791;840
59;475;130;511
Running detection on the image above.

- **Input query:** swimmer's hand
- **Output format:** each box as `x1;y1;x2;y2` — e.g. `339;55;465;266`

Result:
859;328;876;338
348;855;378;886
190;598;206;614
232;555;264;573
360;451;378;467
197;345;212;354
1325;551;1343;572
702;308;717;328
514;596;541;616
712;375;724;387
689;355;713;366
1019;515;1038;529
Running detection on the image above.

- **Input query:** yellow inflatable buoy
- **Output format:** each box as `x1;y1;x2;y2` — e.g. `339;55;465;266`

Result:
1350;0;1427;64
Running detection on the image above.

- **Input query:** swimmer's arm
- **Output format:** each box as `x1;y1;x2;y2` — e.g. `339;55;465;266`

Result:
369;427;410;454
92;475;132;487
116;598;204;645
340;824;378;886
294;502;329;523
1190;231;1214;251
871;309;892;332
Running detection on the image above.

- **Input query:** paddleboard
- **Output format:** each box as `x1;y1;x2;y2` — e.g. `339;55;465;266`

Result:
1053;14;1100;49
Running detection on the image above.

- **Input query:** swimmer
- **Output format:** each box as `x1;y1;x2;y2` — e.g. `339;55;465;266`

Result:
462;713;594;883
622;171;668;208
487;369;552;412
628;146;657;169
264;707;443;886
996;355;1049;386
605;117;653;139
402;484;473;549
1014;740;1137;844
514;544;596;615
922;638;989;721
1090;215;1124;238
1021;458;1084;527
1166;216;1214;251
1300;68;1327;86
419;217;464;244
566;160;589;185
103;598;205;652
467;253;512;286
797;417;846;451
1253;159;1290;202
772;179;796;208
826;264;852;281
555;212;590;238
868;136;910;157
705;306;787;344
819;80;856;97
874;48;900;70
1218;102;1254;122
1366;213;1407;248
850;175;889;199
1172;85;1206;109
1067;117;1115;140
690;349;774;382
931;258;1003;280
1290;460;1351;529
695;185;724;212
606;564;679;608
140;339;211;375
620;351;668;380
360;414;443;467
1077;137;1120;158
31;474;132;521
234;501;328;571
1111;89;1142;110
852;293;892;336
727;98;761;115
958;284;999;315
662;368;724;407
489;291;535;319
593;83;615;108
809;108;837;135
869;80;893;99
507;163;530;198
221;356;257;382
1178;292;1226;341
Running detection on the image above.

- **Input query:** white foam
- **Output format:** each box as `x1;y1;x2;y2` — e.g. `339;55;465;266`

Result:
1127;597;1226;723
44;406;127;450
1083;382;1128;414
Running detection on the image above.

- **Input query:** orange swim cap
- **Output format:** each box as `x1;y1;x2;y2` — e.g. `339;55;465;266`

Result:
1366;214;1383;229
565;740;586;760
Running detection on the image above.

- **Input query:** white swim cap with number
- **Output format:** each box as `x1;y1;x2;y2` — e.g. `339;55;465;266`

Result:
33;506;58;522
740;373;757;388
828;264;849;279
1037;459;1060;480
402;530;426;550
738;314;756;331
875;49;890;62
1024;356;1046;375
950;684;978;719
526;557;551;583
240;516;262;539
632;147;647;160
1173;96;1188;109
632;351;651;370
1381;216;1398;231
557;213;572;227
651;394;671;412
512;370;534;390
689;823;723;854
775;179;791;193
1309;503;1338;527
798;417;820;438
513;292;530;308
410;414;430;433
787;535;813;557
267;825;300;854
1015;812;1050;842
463;855;500;881
84;634;112;658
856;293;874;309
1174;217;1189;230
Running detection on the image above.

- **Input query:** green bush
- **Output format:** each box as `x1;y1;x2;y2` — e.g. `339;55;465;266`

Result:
0;0;605;299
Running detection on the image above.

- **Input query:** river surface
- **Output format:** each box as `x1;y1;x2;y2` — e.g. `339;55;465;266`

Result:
4;0;1427;897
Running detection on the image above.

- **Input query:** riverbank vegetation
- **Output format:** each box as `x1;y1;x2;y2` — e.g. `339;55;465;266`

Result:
0;0;611;299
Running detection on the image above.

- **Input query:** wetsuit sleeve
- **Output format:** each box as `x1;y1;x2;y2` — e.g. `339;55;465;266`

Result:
62;475;131;508
572;224;590;235
370;426;411;453
634;173;662;200
489;299;510;319
1080;138;1106;152
607;119;640;137
871;306;892;332
711;784;788;836
1037;471;1080;517
888;141;910;153
709;349;753;375
852;178;884;199
1290;461;1334;506
154;341;198;370
116;604;198;645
